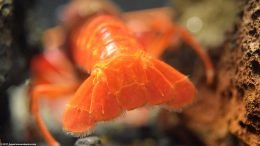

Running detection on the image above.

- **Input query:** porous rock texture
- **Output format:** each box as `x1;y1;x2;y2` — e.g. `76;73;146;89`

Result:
181;0;259;145
219;0;260;144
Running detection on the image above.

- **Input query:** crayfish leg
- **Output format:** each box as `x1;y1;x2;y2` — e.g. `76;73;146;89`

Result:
171;25;214;85
124;8;214;84
30;47;79;145
124;7;174;58
30;83;79;146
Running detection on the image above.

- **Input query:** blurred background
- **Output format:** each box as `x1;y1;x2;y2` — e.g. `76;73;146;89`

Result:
0;0;241;146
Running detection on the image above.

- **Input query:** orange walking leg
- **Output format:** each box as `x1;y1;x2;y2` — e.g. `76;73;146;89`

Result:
30;83;79;146
125;8;214;84
143;24;214;84
171;24;214;85
30;45;80;146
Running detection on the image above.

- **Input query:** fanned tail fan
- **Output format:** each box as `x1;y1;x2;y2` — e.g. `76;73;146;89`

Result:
63;53;196;135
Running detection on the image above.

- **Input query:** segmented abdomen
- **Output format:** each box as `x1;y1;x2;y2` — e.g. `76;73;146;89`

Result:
70;14;144;72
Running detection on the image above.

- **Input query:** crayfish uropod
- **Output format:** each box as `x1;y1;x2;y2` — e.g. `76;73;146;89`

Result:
29;0;214;145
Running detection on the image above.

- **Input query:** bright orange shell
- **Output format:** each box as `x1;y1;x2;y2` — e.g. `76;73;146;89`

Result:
62;14;196;134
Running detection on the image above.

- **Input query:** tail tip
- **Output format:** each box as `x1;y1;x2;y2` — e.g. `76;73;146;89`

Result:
62;105;95;137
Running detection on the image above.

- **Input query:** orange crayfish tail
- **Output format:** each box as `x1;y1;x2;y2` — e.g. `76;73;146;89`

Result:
145;56;197;109
62;72;123;136
62;74;96;136
101;53;197;110
63;52;197;135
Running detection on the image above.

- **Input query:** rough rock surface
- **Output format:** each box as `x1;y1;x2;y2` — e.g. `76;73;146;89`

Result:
218;0;260;144
181;0;259;145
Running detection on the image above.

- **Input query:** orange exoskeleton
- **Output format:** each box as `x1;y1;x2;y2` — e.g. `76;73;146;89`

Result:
29;0;214;145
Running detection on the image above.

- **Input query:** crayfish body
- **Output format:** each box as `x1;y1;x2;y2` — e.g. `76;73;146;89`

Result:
29;1;213;145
